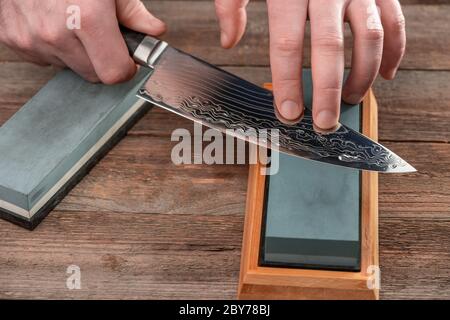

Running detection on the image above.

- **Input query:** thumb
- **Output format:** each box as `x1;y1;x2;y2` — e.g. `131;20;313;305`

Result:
215;0;249;49
116;0;166;36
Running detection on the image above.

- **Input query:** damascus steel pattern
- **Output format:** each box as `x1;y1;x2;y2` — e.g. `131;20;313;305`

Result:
138;46;415;173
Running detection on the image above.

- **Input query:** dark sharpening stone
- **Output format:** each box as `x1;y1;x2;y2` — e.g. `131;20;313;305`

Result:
260;70;362;271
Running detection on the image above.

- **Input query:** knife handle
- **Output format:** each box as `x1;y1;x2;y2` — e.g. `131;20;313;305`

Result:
120;26;167;68
120;26;146;55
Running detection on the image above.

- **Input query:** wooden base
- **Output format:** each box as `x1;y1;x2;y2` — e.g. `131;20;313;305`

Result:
238;87;379;300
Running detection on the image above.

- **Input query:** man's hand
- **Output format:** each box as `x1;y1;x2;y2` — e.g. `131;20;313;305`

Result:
0;0;166;84
215;0;406;130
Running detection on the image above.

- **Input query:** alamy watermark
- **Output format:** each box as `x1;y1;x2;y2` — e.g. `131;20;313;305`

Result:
366;265;381;290
66;264;81;290
171;123;280;175
66;5;81;30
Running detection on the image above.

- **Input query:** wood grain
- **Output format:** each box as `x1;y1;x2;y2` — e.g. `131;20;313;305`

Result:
1;64;449;143
0;1;449;300
0;3;449;71
57;135;249;215
0;211;243;299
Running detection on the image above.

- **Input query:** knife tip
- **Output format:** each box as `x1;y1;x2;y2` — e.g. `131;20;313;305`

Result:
387;161;417;174
403;163;418;173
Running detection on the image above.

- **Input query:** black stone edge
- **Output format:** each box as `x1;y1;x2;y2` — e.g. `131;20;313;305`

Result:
0;102;152;230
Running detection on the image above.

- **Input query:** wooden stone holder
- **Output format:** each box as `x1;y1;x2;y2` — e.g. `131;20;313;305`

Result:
238;85;379;300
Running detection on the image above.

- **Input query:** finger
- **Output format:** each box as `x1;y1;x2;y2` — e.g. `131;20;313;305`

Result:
310;0;345;130
56;37;100;82
44;55;66;68
342;0;383;104
267;0;308;123
117;0;166;36
76;2;136;84
376;0;406;79
215;0;249;48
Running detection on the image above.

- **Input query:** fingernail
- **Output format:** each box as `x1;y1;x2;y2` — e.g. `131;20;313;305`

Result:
221;31;230;47
279;100;301;120
155;19;166;31
316;110;338;130
382;68;397;80
388;69;397;80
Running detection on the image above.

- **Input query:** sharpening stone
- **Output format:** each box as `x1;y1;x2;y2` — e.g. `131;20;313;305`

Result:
0;68;152;230
260;70;361;271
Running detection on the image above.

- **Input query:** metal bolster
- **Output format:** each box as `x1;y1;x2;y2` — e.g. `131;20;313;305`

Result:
133;36;168;69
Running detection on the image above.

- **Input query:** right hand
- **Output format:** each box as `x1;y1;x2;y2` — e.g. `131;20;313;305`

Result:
215;0;406;130
0;0;166;84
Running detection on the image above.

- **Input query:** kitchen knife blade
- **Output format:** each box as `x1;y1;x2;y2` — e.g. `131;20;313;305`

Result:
120;28;416;173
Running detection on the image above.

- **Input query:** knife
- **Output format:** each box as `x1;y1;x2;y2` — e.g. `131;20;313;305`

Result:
120;27;415;173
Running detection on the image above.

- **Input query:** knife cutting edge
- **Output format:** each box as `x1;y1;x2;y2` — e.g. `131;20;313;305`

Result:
120;27;416;173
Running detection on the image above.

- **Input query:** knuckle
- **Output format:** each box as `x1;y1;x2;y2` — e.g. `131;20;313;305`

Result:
78;7;99;32
40;28;64;46
318;86;341;93
121;0;146;18
272;37;301;55
363;28;384;42
390;14;406;33
274;77;301;86
99;67;132;85
313;34;344;53
215;0;248;13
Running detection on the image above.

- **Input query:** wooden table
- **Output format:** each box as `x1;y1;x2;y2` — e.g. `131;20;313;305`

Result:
0;1;449;299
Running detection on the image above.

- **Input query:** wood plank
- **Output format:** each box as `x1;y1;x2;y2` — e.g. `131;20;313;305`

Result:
0;211;243;299
0;137;448;298
16;213;447;301
0;63;55;107
0;77;448;298
374;72;450;143
2;63;449;143
22;125;448;223
0;0;448;298
378;142;450;299
56;135;249;215
0;3;448;70
379;142;450;217
379;217;450;299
